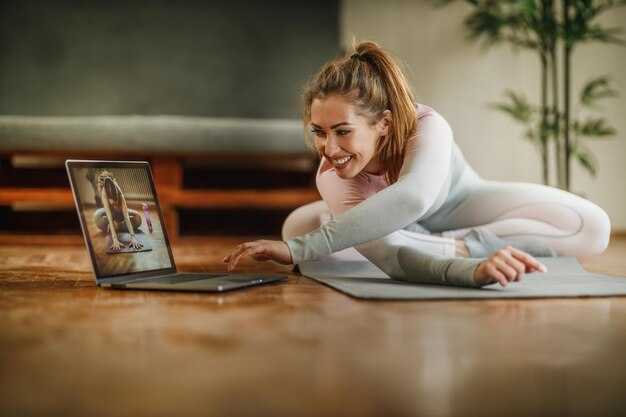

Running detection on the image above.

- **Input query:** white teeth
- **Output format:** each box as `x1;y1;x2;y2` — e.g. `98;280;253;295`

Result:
333;156;351;166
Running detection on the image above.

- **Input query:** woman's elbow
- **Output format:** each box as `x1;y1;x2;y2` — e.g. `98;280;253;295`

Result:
395;194;428;219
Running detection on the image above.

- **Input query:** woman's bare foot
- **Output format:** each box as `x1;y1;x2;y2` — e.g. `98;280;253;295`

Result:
455;239;470;258
432;233;469;257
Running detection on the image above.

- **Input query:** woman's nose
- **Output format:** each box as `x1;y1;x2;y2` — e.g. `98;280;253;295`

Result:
325;135;341;155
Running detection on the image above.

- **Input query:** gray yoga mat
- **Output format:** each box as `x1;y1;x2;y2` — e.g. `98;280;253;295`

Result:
299;254;626;300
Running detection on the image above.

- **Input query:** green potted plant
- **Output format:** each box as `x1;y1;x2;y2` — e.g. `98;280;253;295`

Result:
435;0;624;190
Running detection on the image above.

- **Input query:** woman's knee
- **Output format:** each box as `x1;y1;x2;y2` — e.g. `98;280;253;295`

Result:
281;200;330;241
93;208;108;231
128;209;143;229
559;200;611;259
580;203;611;257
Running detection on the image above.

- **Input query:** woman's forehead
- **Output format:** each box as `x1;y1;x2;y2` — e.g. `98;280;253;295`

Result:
311;95;359;126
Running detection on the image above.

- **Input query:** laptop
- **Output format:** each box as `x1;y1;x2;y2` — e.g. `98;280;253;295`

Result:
66;160;287;292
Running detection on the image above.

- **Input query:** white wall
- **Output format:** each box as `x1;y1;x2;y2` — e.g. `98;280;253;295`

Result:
341;0;626;230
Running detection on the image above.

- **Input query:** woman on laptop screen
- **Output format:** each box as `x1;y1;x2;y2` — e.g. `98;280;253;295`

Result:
95;170;144;251
223;40;611;288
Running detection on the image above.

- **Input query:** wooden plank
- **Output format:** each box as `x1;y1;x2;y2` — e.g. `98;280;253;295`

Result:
165;188;320;209
151;157;182;189
0;233;84;245
151;157;183;238
0;187;320;208
0;188;75;205
161;206;180;241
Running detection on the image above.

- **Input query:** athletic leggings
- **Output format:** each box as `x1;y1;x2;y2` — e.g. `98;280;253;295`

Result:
282;179;611;261
94;207;142;233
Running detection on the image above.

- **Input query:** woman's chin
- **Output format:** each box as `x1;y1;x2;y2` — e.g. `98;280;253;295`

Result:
334;168;357;179
330;158;361;179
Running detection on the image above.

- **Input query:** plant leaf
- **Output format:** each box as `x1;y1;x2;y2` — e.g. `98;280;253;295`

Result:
568;1;626;46
525;127;539;143
579;76;619;109
489;90;534;123
465;6;507;46
581;25;626;46
572;145;598;178
571;116;616;138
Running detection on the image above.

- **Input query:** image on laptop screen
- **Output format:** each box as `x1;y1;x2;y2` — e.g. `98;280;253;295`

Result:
68;163;173;278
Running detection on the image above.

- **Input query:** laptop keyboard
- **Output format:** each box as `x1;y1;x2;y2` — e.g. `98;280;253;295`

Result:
127;273;227;284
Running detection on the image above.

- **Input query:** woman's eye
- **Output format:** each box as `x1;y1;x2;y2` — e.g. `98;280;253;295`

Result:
311;129;326;137
336;130;351;136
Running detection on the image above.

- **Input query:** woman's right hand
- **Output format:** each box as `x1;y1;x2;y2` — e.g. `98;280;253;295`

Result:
474;246;547;287
222;240;293;271
110;237;124;251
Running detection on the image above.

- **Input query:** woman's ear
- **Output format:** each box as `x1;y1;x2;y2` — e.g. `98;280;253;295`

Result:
377;110;392;136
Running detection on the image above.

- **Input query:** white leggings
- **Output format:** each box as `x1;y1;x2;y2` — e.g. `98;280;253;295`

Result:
282;180;611;261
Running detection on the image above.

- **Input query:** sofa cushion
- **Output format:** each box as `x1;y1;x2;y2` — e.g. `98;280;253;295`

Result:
0;115;311;154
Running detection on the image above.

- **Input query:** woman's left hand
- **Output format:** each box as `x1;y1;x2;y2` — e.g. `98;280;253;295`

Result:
474;246;547;287
222;240;293;271
129;235;143;250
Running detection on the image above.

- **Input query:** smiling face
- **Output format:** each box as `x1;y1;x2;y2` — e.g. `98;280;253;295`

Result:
310;94;390;179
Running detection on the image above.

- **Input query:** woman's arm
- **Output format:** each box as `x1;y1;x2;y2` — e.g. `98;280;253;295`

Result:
222;233;545;288
286;111;454;263
101;188;123;251
118;185;143;250
354;232;483;287
305;157;482;287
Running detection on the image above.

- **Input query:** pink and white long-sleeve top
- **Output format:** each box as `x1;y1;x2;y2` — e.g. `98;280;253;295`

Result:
286;103;479;260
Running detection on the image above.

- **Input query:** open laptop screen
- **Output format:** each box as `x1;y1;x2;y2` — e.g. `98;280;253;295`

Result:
66;161;175;280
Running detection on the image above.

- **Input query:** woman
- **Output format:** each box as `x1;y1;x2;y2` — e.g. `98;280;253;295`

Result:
94;170;144;252
223;41;610;288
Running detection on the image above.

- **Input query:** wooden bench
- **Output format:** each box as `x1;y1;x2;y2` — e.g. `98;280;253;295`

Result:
0;115;320;242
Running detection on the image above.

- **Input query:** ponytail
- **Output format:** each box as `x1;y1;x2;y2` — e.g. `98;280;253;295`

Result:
302;40;417;184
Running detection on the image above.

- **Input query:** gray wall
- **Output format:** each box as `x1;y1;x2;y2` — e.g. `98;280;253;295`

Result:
0;0;340;118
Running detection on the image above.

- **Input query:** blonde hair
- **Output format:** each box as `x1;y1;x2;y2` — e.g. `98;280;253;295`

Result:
302;40;417;184
97;170;120;201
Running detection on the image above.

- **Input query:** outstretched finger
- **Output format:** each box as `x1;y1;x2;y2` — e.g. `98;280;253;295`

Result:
500;252;526;281
493;256;519;282
508;246;547;273
227;243;252;271
228;245;264;271
486;264;509;287
227;248;244;271
222;245;246;264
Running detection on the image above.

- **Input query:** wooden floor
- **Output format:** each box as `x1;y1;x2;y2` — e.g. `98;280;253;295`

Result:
1;236;625;417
